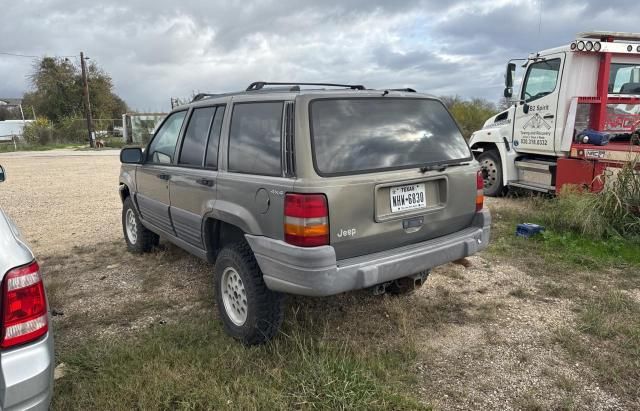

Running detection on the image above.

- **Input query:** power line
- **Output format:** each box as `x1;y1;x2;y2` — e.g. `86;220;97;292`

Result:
0;51;76;59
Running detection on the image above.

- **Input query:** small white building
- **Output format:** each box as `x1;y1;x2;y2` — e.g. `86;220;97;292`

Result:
0;99;33;142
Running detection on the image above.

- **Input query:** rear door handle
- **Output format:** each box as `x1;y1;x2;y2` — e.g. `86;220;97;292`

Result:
196;178;215;187
157;174;170;180
543;114;555;119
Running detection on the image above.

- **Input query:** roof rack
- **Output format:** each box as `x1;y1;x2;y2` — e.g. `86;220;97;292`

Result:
246;81;366;91
389;88;416;93
191;93;220;102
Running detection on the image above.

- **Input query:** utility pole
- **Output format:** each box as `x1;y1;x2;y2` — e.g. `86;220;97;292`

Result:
80;51;95;148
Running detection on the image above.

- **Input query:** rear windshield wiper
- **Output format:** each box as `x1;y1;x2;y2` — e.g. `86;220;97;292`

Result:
420;162;471;173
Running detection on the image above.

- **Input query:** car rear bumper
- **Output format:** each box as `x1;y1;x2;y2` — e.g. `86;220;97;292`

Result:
0;332;54;411
246;209;491;297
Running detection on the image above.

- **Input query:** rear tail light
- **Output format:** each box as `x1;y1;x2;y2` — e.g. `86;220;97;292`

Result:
476;170;484;211
284;193;329;247
1;261;48;349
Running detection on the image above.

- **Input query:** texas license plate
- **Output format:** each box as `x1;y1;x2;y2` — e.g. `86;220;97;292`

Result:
390;183;426;213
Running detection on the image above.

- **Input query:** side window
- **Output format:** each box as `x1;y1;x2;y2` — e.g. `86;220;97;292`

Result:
521;58;561;103
179;107;216;167
228;102;283;176
205;106;225;169
147;111;187;164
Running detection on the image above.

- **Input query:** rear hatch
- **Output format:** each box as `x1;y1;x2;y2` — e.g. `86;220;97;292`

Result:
304;96;478;260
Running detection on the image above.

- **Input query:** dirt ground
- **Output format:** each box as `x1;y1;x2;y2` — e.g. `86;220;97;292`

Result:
0;150;630;410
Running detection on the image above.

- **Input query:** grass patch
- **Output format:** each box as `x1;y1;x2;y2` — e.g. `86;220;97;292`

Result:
489;205;640;274
489;194;640;406
554;291;640;403
578;291;640;341
554;373;577;393
514;392;544;411
53;315;427;410
538;281;572;299
508;286;531;299
540;230;640;268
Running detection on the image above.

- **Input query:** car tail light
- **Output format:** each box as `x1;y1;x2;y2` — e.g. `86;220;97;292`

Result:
1;261;48;349
284;193;329;247
476;170;484;211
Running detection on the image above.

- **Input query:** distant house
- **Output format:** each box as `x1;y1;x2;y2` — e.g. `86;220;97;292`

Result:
0;98;23;106
0;98;32;142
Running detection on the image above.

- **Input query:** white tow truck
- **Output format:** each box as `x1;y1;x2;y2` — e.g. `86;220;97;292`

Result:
469;31;640;195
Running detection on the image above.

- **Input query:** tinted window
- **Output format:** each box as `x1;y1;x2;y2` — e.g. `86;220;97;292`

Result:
228;102;283;176
310;98;470;176
205;106;225;169
179;107;216;167
147;111;186;164
521;59;561;102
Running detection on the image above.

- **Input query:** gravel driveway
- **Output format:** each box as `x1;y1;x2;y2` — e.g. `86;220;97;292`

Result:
0;150;121;256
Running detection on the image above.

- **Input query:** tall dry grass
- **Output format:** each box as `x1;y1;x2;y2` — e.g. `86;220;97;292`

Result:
534;159;640;241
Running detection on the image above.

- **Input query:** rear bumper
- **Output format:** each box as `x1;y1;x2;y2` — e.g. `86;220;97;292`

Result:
246;209;491;297
0;332;54;411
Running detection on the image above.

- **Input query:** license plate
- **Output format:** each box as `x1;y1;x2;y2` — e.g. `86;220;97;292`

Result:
390;183;426;213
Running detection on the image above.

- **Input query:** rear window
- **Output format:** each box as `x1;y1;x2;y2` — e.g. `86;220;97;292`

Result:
310;98;471;176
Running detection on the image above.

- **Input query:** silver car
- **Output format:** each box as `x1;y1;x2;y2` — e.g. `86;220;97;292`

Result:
0;165;54;410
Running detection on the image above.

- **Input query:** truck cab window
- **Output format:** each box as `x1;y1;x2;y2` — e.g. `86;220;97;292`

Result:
521;58;561;103
610;63;640;94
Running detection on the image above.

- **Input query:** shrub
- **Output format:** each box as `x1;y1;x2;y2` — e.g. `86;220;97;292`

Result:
441;96;497;139
597;159;640;238
53;116;88;144
533;160;640;241
22;117;53;145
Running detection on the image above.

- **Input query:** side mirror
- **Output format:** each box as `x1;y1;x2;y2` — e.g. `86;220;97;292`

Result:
504;87;513;98
523;103;530;114
120;147;143;164
0;165;5;183
505;62;516;88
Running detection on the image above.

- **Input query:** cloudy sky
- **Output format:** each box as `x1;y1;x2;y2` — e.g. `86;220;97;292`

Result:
1;0;639;112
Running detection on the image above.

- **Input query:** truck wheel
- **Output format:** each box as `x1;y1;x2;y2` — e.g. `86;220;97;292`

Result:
478;150;505;197
214;242;284;345
122;196;158;253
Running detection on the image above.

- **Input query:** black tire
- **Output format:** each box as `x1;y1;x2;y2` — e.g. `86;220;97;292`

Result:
214;242;284;345
478;150;505;197
122;196;158;253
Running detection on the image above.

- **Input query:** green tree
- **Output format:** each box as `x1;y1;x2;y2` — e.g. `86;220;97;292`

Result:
22;57;127;124
441;95;498;139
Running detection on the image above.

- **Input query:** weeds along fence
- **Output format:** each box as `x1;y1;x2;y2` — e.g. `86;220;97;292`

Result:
22;118;124;146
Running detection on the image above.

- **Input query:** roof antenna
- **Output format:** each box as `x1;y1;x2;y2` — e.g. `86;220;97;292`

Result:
537;0;543;49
